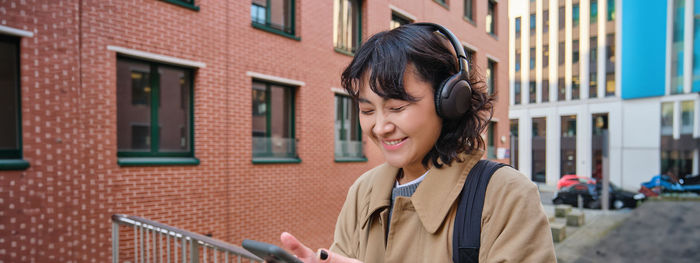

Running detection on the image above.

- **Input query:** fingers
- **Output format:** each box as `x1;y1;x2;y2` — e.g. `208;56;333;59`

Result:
316;249;363;263
280;232;316;260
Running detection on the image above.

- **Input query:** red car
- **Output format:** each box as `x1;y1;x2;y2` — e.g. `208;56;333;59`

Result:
557;175;597;190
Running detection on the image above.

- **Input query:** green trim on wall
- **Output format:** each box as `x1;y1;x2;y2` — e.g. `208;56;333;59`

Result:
118;157;200;166
334;157;367;163
251;23;301;41
0;159;30;170
159;0;200;11
252;157;302;164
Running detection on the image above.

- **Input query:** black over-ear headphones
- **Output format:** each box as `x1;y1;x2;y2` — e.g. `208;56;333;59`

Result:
413;23;472;120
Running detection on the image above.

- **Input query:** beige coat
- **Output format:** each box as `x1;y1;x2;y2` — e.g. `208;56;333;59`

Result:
329;151;557;262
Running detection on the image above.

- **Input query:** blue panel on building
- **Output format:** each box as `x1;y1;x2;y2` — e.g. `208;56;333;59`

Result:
621;0;667;99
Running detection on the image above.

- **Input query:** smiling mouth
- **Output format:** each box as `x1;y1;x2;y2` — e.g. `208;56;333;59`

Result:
382;137;407;146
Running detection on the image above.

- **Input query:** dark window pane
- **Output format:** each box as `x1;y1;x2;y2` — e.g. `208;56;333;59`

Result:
515;17;521;37
487;60;496;94
158;67;191;152
573;3;580;26
607;0;615;21
530;47;536;69
590;0;598;23
487;122;496;159
117;59;152;152
0;37;19;154
529;81;536;103
543;44;549;68
510;119;519;169
558;42;565;65
543;10;549;33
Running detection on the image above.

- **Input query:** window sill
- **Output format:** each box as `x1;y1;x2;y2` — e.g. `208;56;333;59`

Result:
158;0;200;11
334;47;355;57
335;157;368;163
463;16;476;27
251;23;300;41
117;157;200;167
433;0;449;10
0;159;30;170
252;157;302;164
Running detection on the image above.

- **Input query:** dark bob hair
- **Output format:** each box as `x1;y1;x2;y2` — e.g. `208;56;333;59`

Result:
340;24;495;168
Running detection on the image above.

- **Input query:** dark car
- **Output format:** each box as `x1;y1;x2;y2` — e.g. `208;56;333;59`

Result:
552;182;645;209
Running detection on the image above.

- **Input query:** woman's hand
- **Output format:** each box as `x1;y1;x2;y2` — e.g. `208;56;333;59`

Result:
280;232;362;263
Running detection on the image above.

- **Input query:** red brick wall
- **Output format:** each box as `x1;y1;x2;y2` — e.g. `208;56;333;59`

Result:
0;0;508;261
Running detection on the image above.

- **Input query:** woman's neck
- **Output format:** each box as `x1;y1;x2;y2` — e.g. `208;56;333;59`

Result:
399;164;430;185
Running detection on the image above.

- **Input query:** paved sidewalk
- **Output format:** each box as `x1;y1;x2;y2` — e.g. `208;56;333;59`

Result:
539;186;633;263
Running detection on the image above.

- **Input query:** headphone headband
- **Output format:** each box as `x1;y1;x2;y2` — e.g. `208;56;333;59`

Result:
413;22;470;77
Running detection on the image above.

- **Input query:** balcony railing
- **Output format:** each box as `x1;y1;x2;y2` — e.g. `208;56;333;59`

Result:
112;214;261;263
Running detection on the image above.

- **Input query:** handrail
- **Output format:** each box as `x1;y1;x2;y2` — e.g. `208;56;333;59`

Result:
112;214;262;262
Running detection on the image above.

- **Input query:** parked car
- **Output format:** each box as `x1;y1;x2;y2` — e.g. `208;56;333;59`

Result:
557;174;596;190
553;181;645;209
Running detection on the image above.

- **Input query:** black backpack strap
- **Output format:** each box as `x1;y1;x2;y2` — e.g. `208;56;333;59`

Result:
452;160;507;263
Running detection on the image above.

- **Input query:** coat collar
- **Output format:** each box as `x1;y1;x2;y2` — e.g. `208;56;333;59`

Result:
361;150;484;233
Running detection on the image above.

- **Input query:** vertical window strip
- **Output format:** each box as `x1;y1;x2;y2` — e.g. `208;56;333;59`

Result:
0;35;21;159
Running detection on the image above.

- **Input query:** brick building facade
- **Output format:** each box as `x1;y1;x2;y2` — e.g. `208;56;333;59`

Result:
0;0;508;261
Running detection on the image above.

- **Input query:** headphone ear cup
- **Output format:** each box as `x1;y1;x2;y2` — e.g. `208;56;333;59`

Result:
436;74;472;119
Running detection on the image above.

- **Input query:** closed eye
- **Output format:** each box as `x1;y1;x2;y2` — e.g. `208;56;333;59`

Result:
360;109;374;115
390;104;409;112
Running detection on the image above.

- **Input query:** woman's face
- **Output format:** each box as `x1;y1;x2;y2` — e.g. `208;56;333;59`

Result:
358;64;443;170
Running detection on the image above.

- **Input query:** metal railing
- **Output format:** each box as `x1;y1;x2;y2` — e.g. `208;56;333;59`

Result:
112;214;262;263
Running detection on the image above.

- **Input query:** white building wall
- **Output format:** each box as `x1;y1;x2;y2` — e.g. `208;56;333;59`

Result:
620;98;661;190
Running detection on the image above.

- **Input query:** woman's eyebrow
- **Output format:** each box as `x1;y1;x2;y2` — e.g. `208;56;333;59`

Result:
357;97;371;104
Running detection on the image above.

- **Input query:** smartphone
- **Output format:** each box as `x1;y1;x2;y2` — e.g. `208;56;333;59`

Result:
242;239;303;263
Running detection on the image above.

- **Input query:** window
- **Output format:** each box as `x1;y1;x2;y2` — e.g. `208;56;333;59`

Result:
464;0;474;21
116;57;194;160
252;80;297;160
529;81;536;103
572;3;580;26
464;46;476;68
558;6;565;30
671;0;685;94
0;35;27;168
681;101;695;134
590;0;598;23
561;115;577;176
590;36;598;98
543;44;549;68
572;76;580;100
532;117;547;182
487;59;496;95
661;102;674;136
530;47;535;69
607;0;615;21
159;0;199;11
542;79;550;102
572;40;579;63
515;17;521;38
335;95;363;161
515;51;521;72
558;78;566;101
487;122;496;159
530;13;536;35
558;41;565;65
543;10;549;33
509;119;519;169
251;0;296;37
514;80;522;104
486;0;496;35
606;33;616;96
390;12;412;29
334;0;361;54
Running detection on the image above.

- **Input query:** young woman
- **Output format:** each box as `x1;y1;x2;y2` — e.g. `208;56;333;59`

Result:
280;24;556;263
